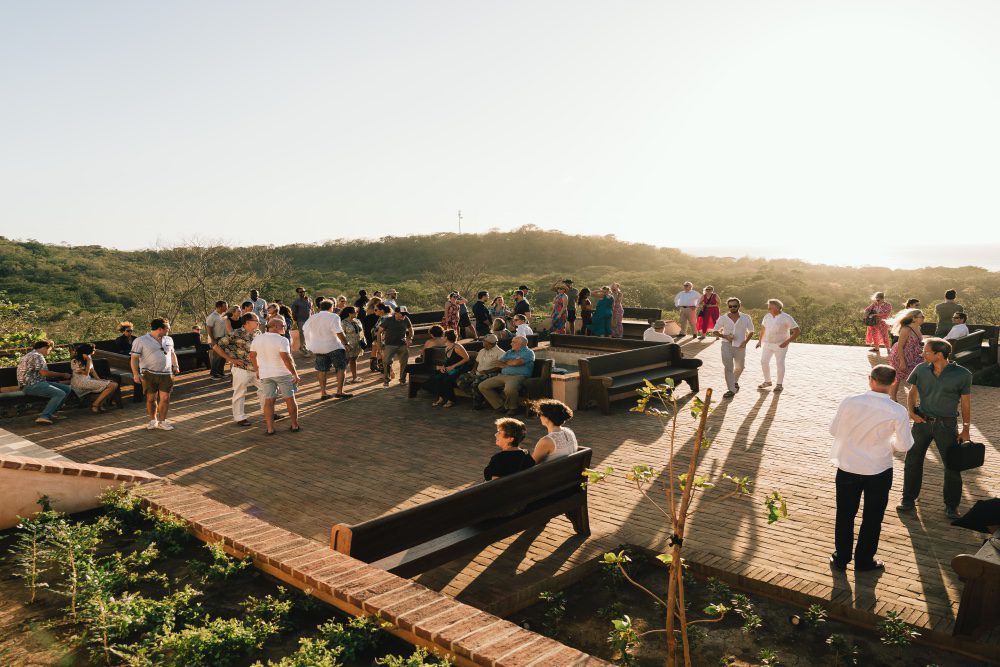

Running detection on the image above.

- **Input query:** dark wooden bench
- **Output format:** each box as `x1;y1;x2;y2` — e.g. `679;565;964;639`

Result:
407;347;553;402
920;322;999;368
92;332;207;376
579;343;701;414
952;530;1000;638
0;358;124;418
330;447;592;577
549;334;666;353
621;307;664;339
950;330;986;371
91;341;143;402
407;310;445;341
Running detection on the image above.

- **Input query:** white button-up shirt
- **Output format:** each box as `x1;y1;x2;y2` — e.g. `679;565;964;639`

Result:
302;311;344;354
674;290;700;308
643;329;675;343
713;313;754;348
760;312;799;345
515;323;534;338
829;391;914;475
944;323;969;340
474;345;505;373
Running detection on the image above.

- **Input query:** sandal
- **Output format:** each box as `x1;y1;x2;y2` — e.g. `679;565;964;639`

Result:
443;401;455;408
265;430;276;436
290;426;301;433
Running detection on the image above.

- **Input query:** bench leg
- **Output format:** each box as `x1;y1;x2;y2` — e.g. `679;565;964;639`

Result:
599;392;610;415
408;382;419;398
566;504;591;537
685;375;700;393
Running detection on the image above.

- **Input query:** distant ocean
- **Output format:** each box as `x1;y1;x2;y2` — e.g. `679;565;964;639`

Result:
679;245;1000;272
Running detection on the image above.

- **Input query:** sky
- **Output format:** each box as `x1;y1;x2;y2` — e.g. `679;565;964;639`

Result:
2;1;1000;269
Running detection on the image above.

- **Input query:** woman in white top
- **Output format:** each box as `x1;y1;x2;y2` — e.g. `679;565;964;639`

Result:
530;399;579;463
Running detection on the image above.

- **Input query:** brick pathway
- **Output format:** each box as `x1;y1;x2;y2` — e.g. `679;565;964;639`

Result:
5;341;997;648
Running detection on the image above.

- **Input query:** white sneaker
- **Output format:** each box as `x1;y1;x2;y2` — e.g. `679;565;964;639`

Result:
156;420;175;431
146;419;159;430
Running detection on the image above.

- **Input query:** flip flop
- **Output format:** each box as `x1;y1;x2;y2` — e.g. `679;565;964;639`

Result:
290;426;301;433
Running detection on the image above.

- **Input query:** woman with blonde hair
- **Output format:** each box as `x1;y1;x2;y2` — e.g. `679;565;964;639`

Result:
114;322;136;354
888;308;925;401
696;285;720;339
864;291;893;355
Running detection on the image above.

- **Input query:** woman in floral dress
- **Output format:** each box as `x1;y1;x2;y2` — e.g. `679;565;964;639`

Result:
551;284;569;334
442;292;461;334
864;292;893;355
696;286;720;339
340;306;366;383
70;344;118;412
610;283;625;338
888;308;925;402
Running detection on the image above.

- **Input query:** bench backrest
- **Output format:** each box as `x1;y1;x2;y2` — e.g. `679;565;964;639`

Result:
549;334;665;352
332;448;592;562
951;329;985;356
581;344;680;379
622;307;662;322
170;332;201;349
407;310;445;325
0;366;17;390
93;339;121;353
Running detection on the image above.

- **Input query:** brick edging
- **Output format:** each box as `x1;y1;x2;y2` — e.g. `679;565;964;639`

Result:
135;480;610;667
0;455;160;483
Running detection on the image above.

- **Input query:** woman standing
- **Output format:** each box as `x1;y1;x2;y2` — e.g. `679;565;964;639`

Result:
70;344;119;412
424;330;470;408
696;286;721;339
529;399;579;463
591;286;614;337
578;288;592;335
888;309;925;402
340;306;366;383
610;283;624;338
864;292;893;355
551;284;569;334
442;292;461;334
490;296;509;322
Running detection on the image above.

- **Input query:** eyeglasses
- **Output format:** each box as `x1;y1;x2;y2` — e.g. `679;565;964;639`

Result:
728;305;740;309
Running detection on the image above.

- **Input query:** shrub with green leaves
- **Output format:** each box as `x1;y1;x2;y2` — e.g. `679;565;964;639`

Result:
251;636;344;667
138;508;193;555
608;615;638;666
11;507;62;602
100;485;145;525
375;646;452;666
136;615;283;667
878;610;919;655
315;615;391;662
826;633;860;666
192;542;252;583
538;591;567;636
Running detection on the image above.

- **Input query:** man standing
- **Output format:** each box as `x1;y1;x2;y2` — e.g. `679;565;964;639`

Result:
828;365;913;572
211;313;261;426
383;289;399;310
513;290;531;320
381;306;414;387
291;287;313;354
674;282;700;339
934;290;964;337
473;291;492;338
898;338;973;520
16;340;73;425
456;333;505;408
712;298;754;398
643;320;675;343
478;336;535;416
131;318;180;431
943;312;969;341
205;300;229;379
302;299;351;400
250;317;301;434
563;280;579;334
756;299;800;393
249;289;268;322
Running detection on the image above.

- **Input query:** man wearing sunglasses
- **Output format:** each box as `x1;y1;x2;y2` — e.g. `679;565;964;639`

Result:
712;298;755;398
130;318;180;430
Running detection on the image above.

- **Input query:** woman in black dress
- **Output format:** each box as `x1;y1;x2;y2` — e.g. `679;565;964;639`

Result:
424;330;470;408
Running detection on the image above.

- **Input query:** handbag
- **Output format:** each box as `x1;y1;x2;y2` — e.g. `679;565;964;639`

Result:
863;308;878;327
945;440;985;472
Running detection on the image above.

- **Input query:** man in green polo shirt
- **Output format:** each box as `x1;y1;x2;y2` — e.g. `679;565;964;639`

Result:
898;337;972;520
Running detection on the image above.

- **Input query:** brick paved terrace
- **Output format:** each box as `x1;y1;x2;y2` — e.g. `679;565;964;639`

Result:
5;340;998;656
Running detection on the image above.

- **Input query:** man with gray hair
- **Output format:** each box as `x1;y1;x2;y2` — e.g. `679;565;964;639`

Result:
250;317;301;435
828;364;913;572
674;281;700;339
756;298;800;392
457;333;505;409
477;336;535;416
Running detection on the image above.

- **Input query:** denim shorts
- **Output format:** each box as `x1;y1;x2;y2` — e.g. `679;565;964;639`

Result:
313;349;347;372
259;375;297;399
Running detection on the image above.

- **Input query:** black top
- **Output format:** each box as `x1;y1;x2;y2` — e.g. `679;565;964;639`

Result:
514;299;531;315
229;315;244;330
472;301;492;334
484;449;535;480
114;334;135;355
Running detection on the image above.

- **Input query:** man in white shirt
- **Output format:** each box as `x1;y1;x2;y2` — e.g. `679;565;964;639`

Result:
943;312;969;341
249;289;268;322
383;289;399;309
755;299;800;392
643;320;675;343
712;298;754;398
673;282;700;339
130;318;181;431
513;314;534;338
456;334;506;408
302;299;350;400
250;317;301;434
828;365;914;572
205;300;229;379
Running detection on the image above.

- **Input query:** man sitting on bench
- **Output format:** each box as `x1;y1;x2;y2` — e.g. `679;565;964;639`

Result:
484;418;535;480
478;336;535;416
944;312;969;340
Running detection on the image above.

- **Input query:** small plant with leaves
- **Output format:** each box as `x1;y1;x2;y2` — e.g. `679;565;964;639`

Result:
538;591;567;636
878;610;919;657
375;646;453;666
193;542;253;583
138;508;193;555
100;485;145;525
608;615;639;666
826;633;860;666
757;648;782;666
600;547;632;594
10;502;62;603
46;515;117;619
730;594;762;635
803;603;827;628
316;615;392;662
251;636;343;667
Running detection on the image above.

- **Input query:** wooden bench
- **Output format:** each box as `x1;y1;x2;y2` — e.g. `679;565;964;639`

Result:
407;347;553;402
952;530;1000;638
330;447;592;577
579;343;701;414
950;330;986;371
920;322;999;368
549;334;667;353
621;307;663;339
0;359;124;418
407;310;445;341
92;332;207;377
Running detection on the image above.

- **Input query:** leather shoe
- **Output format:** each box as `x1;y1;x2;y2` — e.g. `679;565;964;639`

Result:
855;559;885;572
829;554;847;571
945;506;960;521
896;499;915;512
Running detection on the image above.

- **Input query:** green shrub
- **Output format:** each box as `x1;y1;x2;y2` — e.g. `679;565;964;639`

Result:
375;647;452;666
137;509;193;555
315;615;391;662
192;542;252;583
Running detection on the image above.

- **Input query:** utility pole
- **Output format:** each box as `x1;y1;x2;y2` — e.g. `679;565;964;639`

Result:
457;210;463;234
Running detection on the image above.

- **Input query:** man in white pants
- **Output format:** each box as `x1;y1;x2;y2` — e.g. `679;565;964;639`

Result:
211;313;261;426
712;297;754;398
756;299;800;393
673;281;700;339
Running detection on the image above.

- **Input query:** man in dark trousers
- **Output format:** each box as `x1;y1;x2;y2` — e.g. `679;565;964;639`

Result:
828;365;913;571
472;291;492;338
898;337;973;520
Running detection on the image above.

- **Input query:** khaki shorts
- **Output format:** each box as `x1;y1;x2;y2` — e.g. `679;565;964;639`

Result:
141;372;174;394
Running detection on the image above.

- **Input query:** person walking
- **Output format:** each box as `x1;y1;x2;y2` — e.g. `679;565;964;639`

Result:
888;309;925;402
828;365;914;572
864;292;893;355
712;297;754;398
934;289;964;337
898;338;973;520
291;287;313;354
302;299;351;400
696;286;720;339
130;318;180;430
381;306;414;387
205;300;229;379
211;312;262;426
674;282;700;339
756;299;800;393
250;317;301;435
16;340;73;425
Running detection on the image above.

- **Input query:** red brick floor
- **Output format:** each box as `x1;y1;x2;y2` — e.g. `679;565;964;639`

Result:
6;341;998;643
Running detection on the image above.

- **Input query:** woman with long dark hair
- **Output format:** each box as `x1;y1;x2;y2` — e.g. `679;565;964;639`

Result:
70;343;119;412
423;330;470;408
888;308;925;401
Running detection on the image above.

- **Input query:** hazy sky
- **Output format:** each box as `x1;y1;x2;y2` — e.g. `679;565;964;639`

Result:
3;2;1000;268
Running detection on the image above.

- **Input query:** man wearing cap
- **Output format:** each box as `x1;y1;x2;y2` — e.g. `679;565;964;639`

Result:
457;334;505;408
643;320;675;343
674;282;700;339
478;336;535;416
381;306;413;387
291;287;313;355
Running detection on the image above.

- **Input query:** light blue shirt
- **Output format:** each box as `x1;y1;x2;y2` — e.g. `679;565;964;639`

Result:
500;347;535;377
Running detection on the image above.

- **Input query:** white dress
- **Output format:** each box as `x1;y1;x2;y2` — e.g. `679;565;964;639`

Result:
540;427;578;462
70;359;111;398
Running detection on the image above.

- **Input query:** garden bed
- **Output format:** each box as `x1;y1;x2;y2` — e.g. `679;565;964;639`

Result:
510;546;984;667
0;490;449;666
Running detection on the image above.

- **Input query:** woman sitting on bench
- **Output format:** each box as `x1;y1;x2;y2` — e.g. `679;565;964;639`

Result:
530;399;579;463
423;330;470;408
422;325;448;350
70;343;119;413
